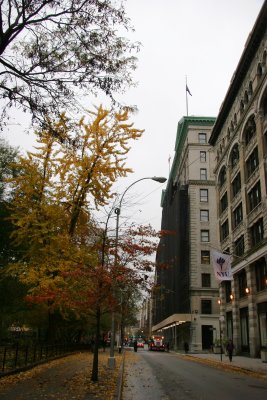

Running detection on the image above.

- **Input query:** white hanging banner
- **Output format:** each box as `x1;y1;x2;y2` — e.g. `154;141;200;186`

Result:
210;249;233;282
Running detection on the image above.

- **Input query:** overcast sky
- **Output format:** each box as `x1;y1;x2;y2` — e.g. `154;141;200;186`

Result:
2;0;265;233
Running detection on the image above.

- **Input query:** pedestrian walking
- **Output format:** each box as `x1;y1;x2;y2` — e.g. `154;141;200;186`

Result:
133;340;138;352
103;339;106;352
184;342;189;354
226;339;234;362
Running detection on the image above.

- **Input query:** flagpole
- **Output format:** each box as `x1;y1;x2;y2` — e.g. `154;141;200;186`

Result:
185;76;188;116
209;245;248;261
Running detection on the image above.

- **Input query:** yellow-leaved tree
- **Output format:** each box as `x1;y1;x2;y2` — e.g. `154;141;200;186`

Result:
7;105;144;342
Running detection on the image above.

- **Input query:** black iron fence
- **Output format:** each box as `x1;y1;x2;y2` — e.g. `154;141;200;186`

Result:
0;343;90;376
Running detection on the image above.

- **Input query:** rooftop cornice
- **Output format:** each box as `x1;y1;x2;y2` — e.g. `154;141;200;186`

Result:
209;0;267;145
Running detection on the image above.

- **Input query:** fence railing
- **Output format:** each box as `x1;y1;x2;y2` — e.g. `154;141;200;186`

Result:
0;343;90;376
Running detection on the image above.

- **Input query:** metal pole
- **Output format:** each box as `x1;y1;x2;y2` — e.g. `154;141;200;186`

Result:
108;207;120;368
108;176;166;368
174;323;177;351
219;318;223;362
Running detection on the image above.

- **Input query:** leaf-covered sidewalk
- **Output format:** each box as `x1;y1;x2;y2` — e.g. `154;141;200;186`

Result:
0;351;123;400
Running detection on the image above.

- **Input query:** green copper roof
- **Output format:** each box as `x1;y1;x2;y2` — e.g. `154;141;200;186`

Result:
172;116;216;179
161;116;216;207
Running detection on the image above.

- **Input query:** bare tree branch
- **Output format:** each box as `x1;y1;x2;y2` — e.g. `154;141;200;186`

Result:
0;0;140;129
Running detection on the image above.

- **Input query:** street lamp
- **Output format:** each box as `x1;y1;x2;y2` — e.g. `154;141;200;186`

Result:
108;176;167;368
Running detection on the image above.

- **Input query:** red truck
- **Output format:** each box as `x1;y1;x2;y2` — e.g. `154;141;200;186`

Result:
148;335;166;351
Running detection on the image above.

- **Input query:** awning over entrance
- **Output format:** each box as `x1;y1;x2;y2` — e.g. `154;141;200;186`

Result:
152;313;191;332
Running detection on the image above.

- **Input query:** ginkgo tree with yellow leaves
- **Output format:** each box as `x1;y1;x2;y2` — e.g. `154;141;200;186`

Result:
5;106;161;381
7;105;144;334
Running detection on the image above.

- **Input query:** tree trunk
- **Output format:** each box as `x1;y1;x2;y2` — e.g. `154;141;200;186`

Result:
91;306;101;381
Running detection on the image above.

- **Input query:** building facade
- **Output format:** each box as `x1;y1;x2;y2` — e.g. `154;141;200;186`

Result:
153;117;220;352
139;297;153;339
209;1;267;357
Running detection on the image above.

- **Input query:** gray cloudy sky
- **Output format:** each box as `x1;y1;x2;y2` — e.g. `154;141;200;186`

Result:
3;0;265;232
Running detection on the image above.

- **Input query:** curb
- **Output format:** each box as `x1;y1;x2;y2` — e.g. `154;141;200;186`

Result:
114;350;126;400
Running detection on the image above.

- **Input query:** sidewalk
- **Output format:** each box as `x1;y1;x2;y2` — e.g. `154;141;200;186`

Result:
182;351;267;377
0;352;123;400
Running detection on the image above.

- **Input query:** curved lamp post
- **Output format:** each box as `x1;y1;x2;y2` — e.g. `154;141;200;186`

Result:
108;176;167;368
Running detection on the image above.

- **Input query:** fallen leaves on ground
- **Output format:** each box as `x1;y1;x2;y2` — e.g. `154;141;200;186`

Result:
0;351;123;399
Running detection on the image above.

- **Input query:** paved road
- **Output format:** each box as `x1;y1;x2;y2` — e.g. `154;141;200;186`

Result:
122;349;267;400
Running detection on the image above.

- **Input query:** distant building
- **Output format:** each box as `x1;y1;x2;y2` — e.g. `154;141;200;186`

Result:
152;116;220;352
209;1;267;357
139;297;153;338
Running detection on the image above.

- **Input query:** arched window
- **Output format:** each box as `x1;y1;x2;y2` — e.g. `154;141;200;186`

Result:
240;100;244;114
244;91;249;104
230;144;239;168
244;115;256;146
234;113;237;126
257;63;263;81
218;166;227;187
248;81;253;96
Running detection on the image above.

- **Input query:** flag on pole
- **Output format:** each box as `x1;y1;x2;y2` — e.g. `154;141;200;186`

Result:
186;84;192;96
210;248;233;282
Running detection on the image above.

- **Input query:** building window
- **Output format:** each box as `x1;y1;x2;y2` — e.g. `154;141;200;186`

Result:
220;192;228;214
218;166;226;187
226;312;233;339
255;258;267;292
200;189;208;202
202;273;211;288
244;115;256;146
199;133;207;144
233;203;243;228
201;299;212;314
225;281;232;303
201;250;210;264
248;181;261;211
201;230;209;242
230;144;239;168
246;147;259;178
234;235;245;257
238;270;247;298
200;168;207;180
200;210;209;222
257;63;263;79
248;81;253;96
200;151;206;162
232;173;241;198
221;219;229;240
250;218;264;247
240;100;244;114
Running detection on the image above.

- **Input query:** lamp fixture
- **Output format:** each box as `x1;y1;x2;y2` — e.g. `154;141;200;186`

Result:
230;294;234;301
245;287;250;294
